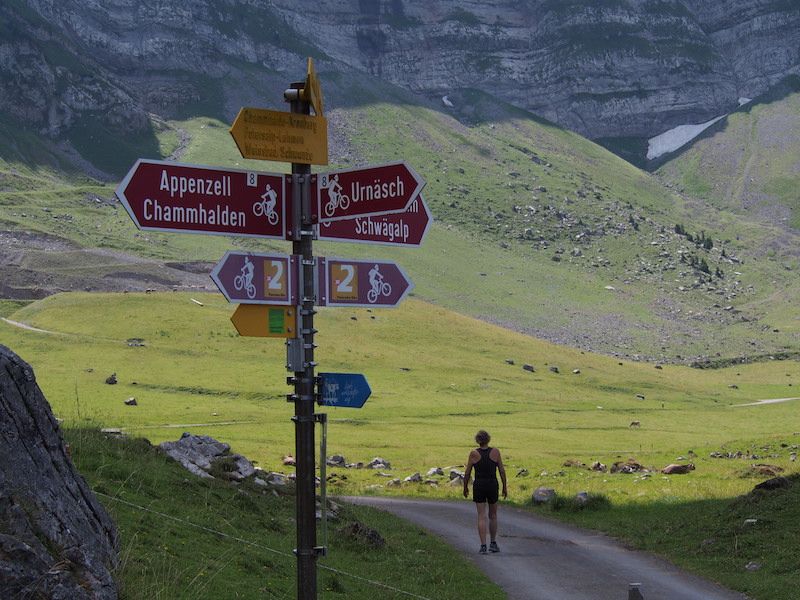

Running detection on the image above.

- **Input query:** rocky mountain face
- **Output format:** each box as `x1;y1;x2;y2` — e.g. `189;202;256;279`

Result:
1;0;799;144
276;0;800;138
0;345;118;599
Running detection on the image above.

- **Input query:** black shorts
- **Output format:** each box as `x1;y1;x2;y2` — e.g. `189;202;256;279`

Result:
473;480;499;504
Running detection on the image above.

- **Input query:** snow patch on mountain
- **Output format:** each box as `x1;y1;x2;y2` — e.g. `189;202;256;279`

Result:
647;115;727;160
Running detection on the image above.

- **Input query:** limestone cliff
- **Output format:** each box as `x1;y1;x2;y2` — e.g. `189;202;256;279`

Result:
2;0;799;143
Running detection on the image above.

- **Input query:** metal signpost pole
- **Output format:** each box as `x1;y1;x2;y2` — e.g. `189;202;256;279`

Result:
286;82;318;600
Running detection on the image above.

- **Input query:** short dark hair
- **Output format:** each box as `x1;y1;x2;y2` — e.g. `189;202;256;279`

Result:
475;430;490;445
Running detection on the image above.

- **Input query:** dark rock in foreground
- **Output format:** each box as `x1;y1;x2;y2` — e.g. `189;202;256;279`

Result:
0;345;119;599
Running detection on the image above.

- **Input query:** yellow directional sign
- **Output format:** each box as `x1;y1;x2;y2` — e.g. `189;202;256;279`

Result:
231;304;297;338
230;107;328;165
302;57;324;117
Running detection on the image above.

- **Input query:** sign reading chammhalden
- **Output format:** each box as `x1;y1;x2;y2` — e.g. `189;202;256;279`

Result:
115;159;286;239
229;107;328;165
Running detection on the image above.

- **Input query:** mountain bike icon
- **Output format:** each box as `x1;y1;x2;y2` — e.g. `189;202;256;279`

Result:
322;174;350;217
367;264;392;303
233;258;256;299
367;280;392;304
254;184;279;225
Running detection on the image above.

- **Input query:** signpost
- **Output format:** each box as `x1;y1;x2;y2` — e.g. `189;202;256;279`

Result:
318;373;371;408
319;258;414;308
317;195;432;247
120;58;431;600
230;107;328;165
116;159;286;239
230;304;297;338
316;161;425;221
211;251;297;305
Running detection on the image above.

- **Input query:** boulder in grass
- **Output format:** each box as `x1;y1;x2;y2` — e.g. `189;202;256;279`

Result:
532;487;556;505
326;455;346;467
367;457;391;470
159;433;256;481
449;469;465;481
661;463;695;475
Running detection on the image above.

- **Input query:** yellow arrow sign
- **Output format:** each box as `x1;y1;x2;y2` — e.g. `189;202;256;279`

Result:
229;107;328;165
231;304;297;338
302;57;324;117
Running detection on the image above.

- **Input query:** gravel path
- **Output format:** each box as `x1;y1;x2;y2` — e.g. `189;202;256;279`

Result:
345;497;750;600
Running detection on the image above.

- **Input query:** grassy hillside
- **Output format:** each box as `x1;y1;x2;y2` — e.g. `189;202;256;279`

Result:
68;427;504;599
4;291;799;598
657;78;800;231
1;77;798;363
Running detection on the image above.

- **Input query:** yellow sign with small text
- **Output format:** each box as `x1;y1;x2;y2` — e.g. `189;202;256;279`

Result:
230;107;328;165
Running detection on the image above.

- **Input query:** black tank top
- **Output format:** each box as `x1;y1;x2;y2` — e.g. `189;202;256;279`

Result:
474;447;497;481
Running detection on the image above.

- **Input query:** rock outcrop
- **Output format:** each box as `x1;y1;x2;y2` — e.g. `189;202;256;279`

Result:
2;0;798;145
0;345;119;599
159;433;256;481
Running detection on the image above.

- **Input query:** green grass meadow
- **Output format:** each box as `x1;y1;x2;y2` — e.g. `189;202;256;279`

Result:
4;292;799;502
4;291;800;598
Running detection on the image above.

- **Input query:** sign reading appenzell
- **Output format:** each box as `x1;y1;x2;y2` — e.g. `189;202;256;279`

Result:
116;159;286;239
317;162;425;222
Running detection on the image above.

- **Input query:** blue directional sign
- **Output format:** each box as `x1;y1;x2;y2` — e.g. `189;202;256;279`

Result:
318;373;371;408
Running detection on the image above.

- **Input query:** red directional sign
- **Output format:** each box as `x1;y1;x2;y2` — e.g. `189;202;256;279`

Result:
316;162;425;222
116;159;286;239
211;251;298;305
318;257;413;308
317;195;432;247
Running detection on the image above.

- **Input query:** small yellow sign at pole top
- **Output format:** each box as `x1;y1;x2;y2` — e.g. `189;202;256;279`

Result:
230;107;328;165
302;57;324;117
231;304;297;338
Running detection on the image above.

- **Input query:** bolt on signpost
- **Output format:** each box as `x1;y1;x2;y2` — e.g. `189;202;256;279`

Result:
119;56;427;600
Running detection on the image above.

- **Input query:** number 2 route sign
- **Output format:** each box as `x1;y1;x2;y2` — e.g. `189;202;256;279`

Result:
317;161;425;222
319;258;413;308
211;251;297;305
116;159;286;239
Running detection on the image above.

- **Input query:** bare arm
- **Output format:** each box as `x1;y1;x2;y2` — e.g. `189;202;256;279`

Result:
463;450;478;498
493;448;508;499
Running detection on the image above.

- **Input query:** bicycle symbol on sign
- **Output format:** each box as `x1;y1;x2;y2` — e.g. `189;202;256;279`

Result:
233;256;257;300
321;174;350;217
367;264;392;304
253;183;279;225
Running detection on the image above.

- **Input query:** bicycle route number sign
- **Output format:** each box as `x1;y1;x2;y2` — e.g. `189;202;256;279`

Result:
318;258;414;308
210;251;296;305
